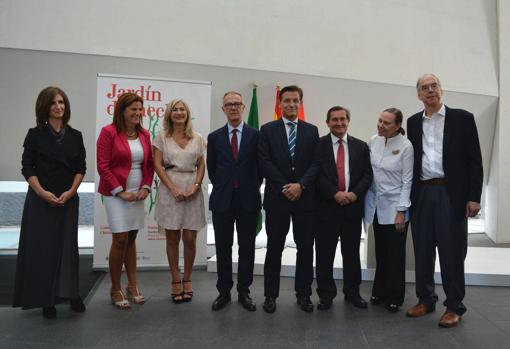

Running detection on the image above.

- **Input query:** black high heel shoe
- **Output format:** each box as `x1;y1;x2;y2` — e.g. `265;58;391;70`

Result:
182;280;193;302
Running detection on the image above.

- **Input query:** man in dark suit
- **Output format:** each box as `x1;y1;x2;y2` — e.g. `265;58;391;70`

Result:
406;74;483;327
259;85;320;313
314;106;372;310
207;91;262;312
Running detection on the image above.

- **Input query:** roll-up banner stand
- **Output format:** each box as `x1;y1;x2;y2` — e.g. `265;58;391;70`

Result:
94;74;212;270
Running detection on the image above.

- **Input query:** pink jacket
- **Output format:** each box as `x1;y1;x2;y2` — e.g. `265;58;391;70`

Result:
97;124;154;196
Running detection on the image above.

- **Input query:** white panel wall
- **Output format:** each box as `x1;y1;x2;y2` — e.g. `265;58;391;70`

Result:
0;0;506;241
0;48;497;184
0;0;498;96
486;0;510;243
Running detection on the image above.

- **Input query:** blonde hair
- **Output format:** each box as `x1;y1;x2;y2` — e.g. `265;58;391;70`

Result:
163;99;194;139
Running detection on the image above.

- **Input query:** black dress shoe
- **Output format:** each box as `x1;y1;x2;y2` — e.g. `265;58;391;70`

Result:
238;294;256;312
345;295;368;309
317;299;332;310
263;297;276;313
42;306;56;319
385;303;399;313
70;298;86;312
297;296;314;312
211;293;231;311
370;296;383;305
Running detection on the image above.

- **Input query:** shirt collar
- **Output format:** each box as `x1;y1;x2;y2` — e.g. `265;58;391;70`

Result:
422;104;446;119
227;121;244;134
331;133;348;144
281;116;298;126
386;133;402;144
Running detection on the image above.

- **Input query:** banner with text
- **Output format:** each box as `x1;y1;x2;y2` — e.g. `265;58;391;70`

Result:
94;74;212;269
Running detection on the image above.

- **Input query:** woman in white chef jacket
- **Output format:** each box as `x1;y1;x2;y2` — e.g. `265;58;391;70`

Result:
364;108;413;313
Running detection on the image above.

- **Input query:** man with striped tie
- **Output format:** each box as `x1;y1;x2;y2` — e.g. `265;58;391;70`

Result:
314;106;372;310
258;85;320;313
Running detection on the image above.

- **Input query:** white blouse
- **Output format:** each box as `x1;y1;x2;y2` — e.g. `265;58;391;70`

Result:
364;133;414;225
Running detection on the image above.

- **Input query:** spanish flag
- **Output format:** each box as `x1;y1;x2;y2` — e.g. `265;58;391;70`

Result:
273;85;282;120
273;84;306;120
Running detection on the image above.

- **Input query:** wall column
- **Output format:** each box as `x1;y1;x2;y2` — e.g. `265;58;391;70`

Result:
486;1;510;243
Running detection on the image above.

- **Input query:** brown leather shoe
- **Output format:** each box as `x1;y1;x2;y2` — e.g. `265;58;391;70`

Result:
406;303;434;317
438;310;462;328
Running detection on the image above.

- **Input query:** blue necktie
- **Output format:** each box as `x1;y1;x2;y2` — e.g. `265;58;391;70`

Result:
287;122;296;160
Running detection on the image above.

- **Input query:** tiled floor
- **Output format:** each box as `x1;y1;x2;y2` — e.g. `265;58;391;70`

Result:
1;270;509;348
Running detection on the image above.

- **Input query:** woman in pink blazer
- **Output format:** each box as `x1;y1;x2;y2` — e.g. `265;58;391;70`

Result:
97;92;154;309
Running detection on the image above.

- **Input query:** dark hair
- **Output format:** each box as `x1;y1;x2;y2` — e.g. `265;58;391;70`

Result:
326;106;350;122
35;86;71;128
280;85;303;101
383;107;405;135
112;92;144;133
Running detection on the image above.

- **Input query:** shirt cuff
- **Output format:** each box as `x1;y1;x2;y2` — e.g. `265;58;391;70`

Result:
142;185;152;192
111;186;123;196
396;206;408;212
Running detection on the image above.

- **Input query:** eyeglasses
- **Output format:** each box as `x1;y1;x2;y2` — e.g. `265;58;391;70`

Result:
419;83;440;92
223;102;244;109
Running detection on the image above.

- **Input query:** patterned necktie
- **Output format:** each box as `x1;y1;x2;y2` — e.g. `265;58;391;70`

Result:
231;129;239;188
287;122;296;160
337;139;346;191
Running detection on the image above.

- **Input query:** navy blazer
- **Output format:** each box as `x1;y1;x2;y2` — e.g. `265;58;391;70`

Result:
258;119;320;212
315;133;372;220
407;105;483;219
207;123;262;213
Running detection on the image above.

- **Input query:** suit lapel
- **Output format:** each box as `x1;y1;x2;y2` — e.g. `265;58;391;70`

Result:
347;135;354;168
238;123;249;159
347;135;357;182
442;105;451;163
416;112;424;155
277;120;292;164
118;131;131;157
295;120;307;163
221;124;235;161
325;134;338;180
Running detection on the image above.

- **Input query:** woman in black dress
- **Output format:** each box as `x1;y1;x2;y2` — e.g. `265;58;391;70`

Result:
13;86;87;319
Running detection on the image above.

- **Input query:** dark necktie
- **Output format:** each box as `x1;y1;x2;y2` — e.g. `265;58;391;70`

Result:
337;139;346;191
231;129;239;188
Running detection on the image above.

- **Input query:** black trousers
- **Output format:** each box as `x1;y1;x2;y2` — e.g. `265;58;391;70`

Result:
212;190;258;295
263;209;315;298
371;214;408;306
315;217;362;301
411;184;468;315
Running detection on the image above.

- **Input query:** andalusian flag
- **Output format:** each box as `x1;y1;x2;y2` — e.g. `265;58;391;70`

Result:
247;85;263;235
247;85;259;129
273;84;306;120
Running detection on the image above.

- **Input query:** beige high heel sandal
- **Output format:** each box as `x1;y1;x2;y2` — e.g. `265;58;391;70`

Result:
125;286;146;304
111;290;131;309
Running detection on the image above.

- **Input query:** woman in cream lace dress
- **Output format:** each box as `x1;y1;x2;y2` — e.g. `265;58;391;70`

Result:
153;99;206;303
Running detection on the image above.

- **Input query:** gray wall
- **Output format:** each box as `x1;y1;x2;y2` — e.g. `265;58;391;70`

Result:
0;48;496;187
